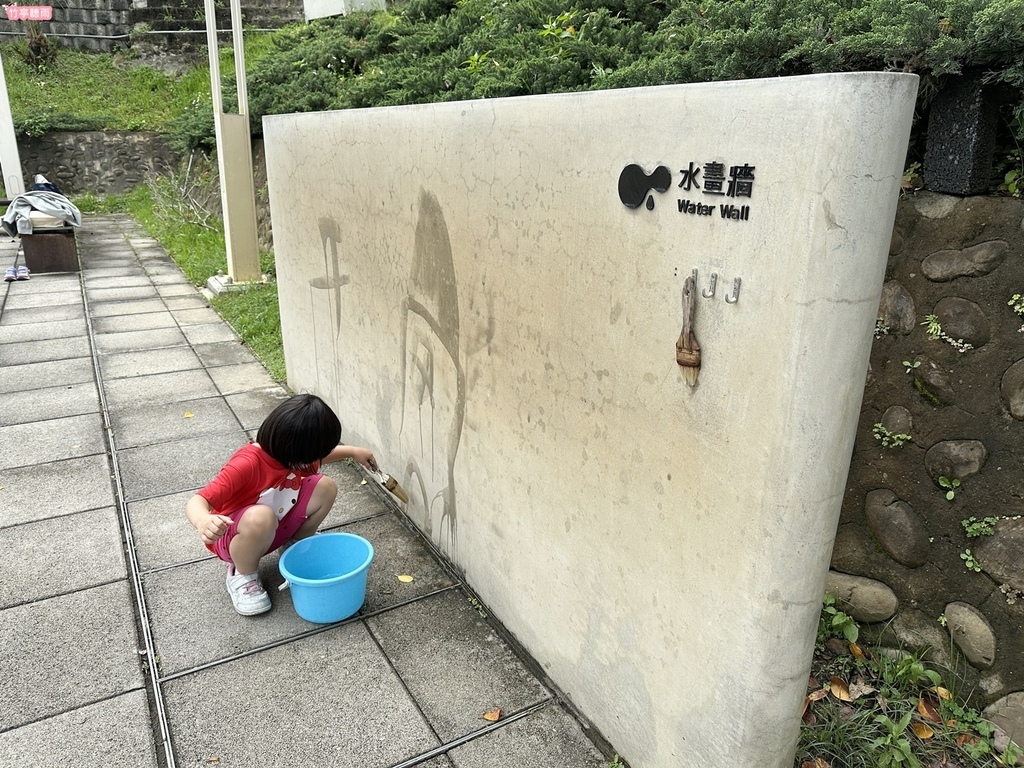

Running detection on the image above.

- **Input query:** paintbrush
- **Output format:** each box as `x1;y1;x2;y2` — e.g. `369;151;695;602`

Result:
374;469;409;503
676;275;701;386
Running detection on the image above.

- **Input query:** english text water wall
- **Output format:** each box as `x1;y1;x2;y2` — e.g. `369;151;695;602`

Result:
264;73;917;767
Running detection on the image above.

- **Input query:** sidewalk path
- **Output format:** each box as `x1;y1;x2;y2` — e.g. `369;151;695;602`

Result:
0;215;609;768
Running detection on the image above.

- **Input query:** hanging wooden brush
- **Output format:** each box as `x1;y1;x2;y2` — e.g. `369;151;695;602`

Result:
375;469;409;503
676;275;701;386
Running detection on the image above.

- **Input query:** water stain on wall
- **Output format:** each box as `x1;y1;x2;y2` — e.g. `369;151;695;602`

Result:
399;189;467;557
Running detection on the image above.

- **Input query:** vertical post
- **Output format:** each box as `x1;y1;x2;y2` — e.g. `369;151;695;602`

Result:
0;53;25;197
205;0;260;287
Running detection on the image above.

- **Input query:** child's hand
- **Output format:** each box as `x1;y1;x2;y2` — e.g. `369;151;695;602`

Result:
199;514;234;545
351;447;378;473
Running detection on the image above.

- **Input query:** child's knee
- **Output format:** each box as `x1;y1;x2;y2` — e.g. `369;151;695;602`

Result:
315;475;338;501
237;504;277;536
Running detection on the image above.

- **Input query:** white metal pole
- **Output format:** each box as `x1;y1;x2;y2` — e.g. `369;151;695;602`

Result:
0;53;25;197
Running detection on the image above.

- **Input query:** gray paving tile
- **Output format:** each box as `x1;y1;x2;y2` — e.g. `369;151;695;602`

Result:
0;582;144;732
88;297;166;317
82;266;145;279
0;507;126;608
87;285;158;302
146;556;313;675
93;326;187;354
1;289;81;309
0;317;86;344
163;625;440;768
0;357;94;395
194;340;257;368
339;513;456;613
0;335;91;365
82;275;152;289
117;431;249;500
163;294;209;310
208;361;280;394
0;381;99;426
171;306;220;326
0;690;159;768
0;302;84;325
15;275;81;294
129;490;210;571
111;395;242;450
104;369;220;410
224;387;291;429
182;322;239;345
367;590;550;742
0;454;114;526
447;705;606;768
99;346;203;380
156;283;199;298
91;310;177;334
149;272;191;286
0;413;106;470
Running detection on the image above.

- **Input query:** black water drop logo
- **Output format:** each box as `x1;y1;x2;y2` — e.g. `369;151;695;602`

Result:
618;164;672;210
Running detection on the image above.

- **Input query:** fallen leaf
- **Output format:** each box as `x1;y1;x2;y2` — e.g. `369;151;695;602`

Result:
931;686;952;701
848;679;877;701
360;479;367;485
802;709;817;726
801;696;810;717
482;708;502;722
808;688;829;702
183;412;194;419
849;642;865;659
204;759;221;765
813;759;831;768
830;677;852;702
912;721;935;739
397;574;414;583
919;694;941;722
808;676;819;689
825;638;846;656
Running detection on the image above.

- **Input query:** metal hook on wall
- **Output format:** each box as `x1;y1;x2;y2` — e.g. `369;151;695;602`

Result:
724;277;742;304
701;272;718;299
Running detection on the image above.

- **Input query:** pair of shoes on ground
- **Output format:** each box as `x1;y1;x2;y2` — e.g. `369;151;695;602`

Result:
225;564;271;616
3;266;29;282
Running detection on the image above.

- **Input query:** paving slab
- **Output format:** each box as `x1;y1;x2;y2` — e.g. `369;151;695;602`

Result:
0;506;126;608
0;317;86;344
0;381;99;426
0;335;91;366
162;624;441;768
91;310;178;334
163;295;209;311
0;454;114;525
367;589;551;742
14;275;81;293
194;341;260;369
182;322;239;345
447;704;606;768
104;369;220;410
224;387;291;429
82;266;147;279
117;431;249;500
92;326;187;354
156;283;199;298
149;272;192;286
128;489;210;571
86;285;160;303
0;581;144;732
99;346;203;380
208;361;280;393
0;413;106;470
0;357;94;395
0;690;159;768
1;289;82;310
0;303;85;330
171;308;222;329
110;395;242;450
88;297;166;317
82;275;153;289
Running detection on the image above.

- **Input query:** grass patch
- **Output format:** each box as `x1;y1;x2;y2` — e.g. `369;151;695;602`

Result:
210;284;285;381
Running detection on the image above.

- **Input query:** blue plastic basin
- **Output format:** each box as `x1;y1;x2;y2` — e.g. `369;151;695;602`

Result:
279;532;374;623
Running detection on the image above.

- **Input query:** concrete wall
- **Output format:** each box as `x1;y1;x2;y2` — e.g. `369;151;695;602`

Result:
263;73;917;767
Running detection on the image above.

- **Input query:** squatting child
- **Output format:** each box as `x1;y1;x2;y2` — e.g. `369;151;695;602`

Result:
185;393;378;615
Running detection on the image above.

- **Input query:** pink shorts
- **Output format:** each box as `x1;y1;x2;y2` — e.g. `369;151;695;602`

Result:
210;474;323;563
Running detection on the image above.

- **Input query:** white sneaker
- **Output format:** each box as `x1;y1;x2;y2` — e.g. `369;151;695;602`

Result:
225;565;271;615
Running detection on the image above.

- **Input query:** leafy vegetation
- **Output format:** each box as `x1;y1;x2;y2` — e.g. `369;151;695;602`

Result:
798;595;1022;767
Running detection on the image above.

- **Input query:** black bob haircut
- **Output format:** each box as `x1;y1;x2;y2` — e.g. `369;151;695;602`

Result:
256;394;342;469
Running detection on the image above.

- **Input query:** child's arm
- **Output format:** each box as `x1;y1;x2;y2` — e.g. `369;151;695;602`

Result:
185;494;234;546
324;445;378;472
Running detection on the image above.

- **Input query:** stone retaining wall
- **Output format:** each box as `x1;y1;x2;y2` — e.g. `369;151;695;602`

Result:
833;191;1024;748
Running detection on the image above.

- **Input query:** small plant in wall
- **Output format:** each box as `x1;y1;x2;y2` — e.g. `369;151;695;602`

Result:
938;476;961;500
902;359;921;374
961;516;998;538
819;593;859;644
874;317;892;338
1009;294;1024;332
960;549;983;573
921;314;973;352
872;423;911;448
